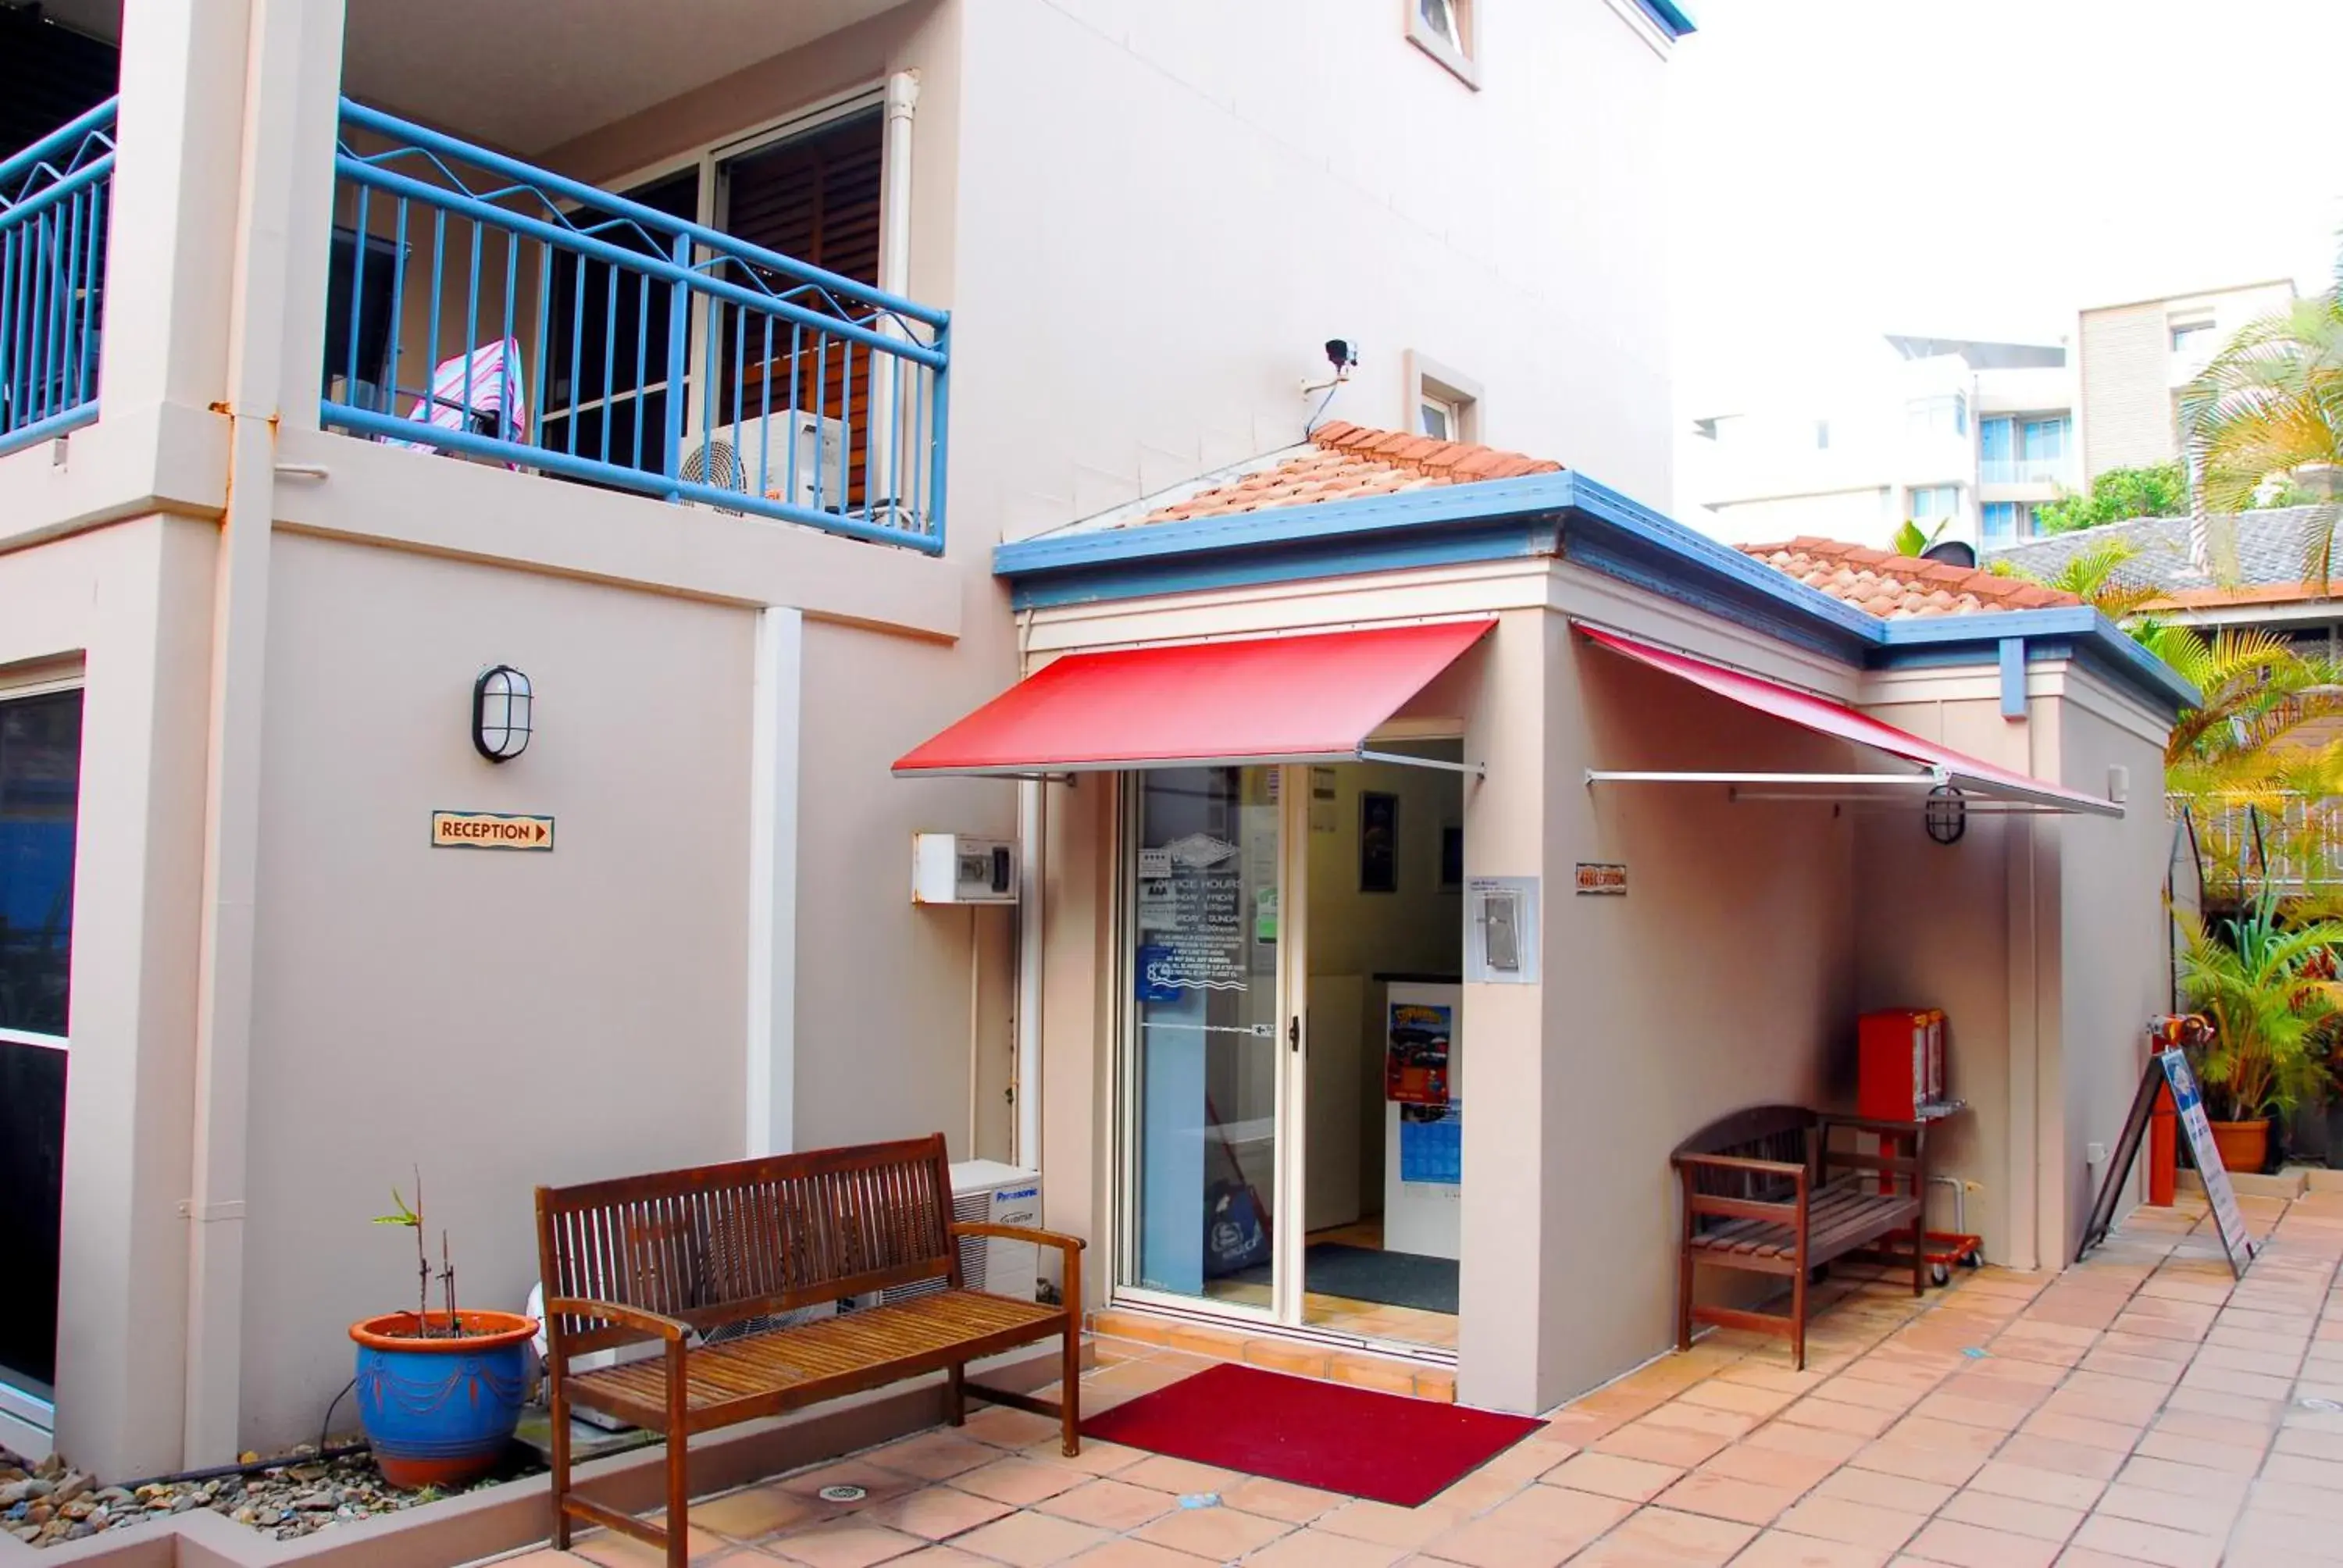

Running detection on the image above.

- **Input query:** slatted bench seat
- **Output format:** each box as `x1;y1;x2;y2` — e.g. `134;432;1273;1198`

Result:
1671;1104;1928;1368
536;1135;1082;1568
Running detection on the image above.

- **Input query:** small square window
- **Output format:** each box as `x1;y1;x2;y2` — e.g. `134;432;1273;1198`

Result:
1421;396;1458;441
1407;351;1482;447
2170;317;2216;355
1407;0;1479;87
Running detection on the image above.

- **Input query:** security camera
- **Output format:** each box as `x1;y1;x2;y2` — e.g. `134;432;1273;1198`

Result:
1325;340;1360;372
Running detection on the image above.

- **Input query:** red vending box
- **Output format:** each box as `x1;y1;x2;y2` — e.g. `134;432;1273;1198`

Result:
1859;1008;1945;1121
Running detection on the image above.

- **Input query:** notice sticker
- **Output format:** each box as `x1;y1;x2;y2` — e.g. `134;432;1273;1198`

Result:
431;811;555;851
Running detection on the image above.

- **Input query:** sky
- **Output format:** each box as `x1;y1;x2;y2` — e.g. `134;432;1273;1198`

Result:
1665;0;2343;416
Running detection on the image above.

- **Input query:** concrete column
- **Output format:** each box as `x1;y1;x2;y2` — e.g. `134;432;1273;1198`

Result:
98;2;251;414
182;0;349;1465
1456;610;1554;1412
745;608;804;1156
41;519;216;1481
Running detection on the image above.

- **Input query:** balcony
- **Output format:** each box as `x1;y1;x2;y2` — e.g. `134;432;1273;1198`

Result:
321;102;949;553
0;99;115;459
1978;456;2071;488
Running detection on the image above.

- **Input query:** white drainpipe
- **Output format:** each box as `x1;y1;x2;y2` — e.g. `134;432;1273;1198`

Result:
874;71;918;514
1016;779;1044;1171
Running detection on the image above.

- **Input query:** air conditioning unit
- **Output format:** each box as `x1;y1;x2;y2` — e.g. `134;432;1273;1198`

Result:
679;410;847;514
878;1160;1043;1307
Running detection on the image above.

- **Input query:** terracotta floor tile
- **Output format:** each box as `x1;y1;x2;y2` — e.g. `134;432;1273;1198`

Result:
1218;1476;1344;1523
879;1434;1006;1483
1906;1393;2024;1432
1651;1472;1801;1526
1595;1420;1733;1468
947;1511;1109;1568
862;1490;1017;1543
2225;1508;2343;1567
2274;1426;2343;1461
961;1409;1066;1450
1018;1442;1147;1479
1964;1459;2104;1510
1678;1380;1799;1419
1418;1517;1583;1568
1724;1532;1890;1568
1900;1519;2061;1568
2158;1384;2285;1424
950;1460;1086;1509
2262;1449;2343;1489
1772;1401;1897;1440
1840;1441;1982;1488
1715;1363;1832;1397
1641;1402;1763;1441
1134;1503;1294;1559
1805;1380;1918;1417
1935;1488;2082;1543
766;1522;929;1568
1314;1499;1464;1550
2017;1410;2142;1454
1573;1506;1756;1566
1767;1497;1924;1552
1032;1480;1178;1532
2129;1429;2263;1474
2073;1351;2183;1387
1057;1542;1205;1568
1542;1451;1685;1503
1484;1482;1638;1541
1110;1456;1239;1497
2067;1513;2222;1568
1696;1442;1838;1495
2088;1483;2237;1537
694;1485;818;1541
1246;1527;1408;1568
1872;1415;2001;1457
2109;1454;2250;1504
1740;1424;1867;1466
783;1463;924;1510
2177;1365;2295;1401
1810;1467;1951;1515
2147;1408;2273;1449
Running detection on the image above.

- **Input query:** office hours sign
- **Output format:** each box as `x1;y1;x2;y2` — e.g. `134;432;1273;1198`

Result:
1136;834;1247;996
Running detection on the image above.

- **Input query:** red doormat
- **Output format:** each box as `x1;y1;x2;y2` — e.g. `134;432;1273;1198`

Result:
1081;1361;1542;1508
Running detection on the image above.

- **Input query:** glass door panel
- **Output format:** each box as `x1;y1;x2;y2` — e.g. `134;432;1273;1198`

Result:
1126;766;1283;1313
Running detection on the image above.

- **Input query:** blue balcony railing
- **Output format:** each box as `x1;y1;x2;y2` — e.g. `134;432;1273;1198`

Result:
0;99;115;458
1979;456;2070;487
323;101;949;553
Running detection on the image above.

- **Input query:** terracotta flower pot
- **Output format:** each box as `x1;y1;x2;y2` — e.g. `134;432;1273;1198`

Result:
2207;1118;2270;1176
350;1309;537;1489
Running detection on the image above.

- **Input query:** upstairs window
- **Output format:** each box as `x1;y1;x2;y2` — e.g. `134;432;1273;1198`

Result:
1909;485;1959;521
1906;394;1968;438
2170;315;2217;355
1409;0;1480;87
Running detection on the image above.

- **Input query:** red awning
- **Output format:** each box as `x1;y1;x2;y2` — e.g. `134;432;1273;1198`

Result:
1578;624;2120;817
894;621;1495;777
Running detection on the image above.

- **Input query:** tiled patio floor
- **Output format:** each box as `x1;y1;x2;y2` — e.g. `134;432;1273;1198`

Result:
506;1188;2343;1568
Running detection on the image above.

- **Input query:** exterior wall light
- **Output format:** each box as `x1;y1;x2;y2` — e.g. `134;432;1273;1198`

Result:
1924;783;1967;846
473;665;533;762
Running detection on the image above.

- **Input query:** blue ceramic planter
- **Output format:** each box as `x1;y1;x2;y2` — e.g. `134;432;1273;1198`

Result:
350;1310;536;1489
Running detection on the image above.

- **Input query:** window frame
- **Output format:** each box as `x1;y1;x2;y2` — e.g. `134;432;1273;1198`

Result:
0;675;84;1052
1406;351;1483;446
1407;0;1481;88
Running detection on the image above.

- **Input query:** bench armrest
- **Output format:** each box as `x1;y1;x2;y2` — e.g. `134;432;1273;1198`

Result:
1671;1151;1806;1178
951;1221;1086;1256
544;1296;691;1343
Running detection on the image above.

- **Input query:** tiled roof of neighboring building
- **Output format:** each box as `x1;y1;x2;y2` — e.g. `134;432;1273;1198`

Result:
1089;422;1562;529
1740;537;2080;618
1987;508;2333;604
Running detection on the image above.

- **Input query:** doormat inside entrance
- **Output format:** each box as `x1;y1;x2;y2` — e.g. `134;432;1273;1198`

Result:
1081;1361;1541;1507
1232;1243;1460;1314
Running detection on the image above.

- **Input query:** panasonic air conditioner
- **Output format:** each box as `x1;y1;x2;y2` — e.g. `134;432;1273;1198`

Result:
876;1160;1043;1308
678;409;848;515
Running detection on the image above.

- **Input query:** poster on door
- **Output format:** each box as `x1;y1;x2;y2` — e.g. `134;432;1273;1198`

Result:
1385;1001;1453;1107
1134;833;1246;994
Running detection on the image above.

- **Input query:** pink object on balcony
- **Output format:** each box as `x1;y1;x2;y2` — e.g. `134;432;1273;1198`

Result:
383;338;528;461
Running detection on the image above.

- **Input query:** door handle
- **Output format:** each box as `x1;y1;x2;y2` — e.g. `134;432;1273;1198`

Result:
1288;1016;1301;1053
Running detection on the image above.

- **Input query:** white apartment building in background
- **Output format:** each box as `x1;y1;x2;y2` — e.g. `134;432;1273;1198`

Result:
1684;278;2299;555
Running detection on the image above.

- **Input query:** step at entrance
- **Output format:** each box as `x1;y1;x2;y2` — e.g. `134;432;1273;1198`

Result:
1090;1307;1456;1404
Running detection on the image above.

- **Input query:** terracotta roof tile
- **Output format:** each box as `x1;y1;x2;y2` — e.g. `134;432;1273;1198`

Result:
1739;539;2081;620
1127;422;1561;528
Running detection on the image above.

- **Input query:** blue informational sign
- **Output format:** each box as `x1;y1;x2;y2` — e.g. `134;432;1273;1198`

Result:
1136;944;1181;1003
2158;1049;2256;1278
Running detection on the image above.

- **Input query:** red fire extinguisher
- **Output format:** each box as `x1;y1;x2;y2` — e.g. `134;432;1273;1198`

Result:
2145;1014;2210;1206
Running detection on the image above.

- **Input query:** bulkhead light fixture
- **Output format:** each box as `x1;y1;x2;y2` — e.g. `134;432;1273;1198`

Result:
473;665;533;762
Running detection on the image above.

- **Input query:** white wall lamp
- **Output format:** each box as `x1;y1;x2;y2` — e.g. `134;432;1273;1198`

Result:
472;665;533;762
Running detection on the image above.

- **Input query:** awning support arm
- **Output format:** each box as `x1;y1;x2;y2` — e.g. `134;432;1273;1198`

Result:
1584;770;1946;789
1360;749;1485;779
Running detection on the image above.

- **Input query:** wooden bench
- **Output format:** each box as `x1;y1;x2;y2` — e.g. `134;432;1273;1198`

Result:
1671;1105;1928;1368
535;1135;1083;1568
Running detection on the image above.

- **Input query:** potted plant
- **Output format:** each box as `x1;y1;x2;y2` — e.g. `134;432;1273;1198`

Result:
348;1172;537;1489
2181;896;2343;1173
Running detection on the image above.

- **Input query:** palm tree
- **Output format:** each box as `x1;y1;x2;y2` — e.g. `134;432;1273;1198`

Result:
2014;536;2159;620
2184;283;2343;583
2180;893;2343;1121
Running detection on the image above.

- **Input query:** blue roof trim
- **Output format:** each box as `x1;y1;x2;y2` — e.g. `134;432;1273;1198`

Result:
993;472;1578;576
1635;0;1697;37
994;469;2195;718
